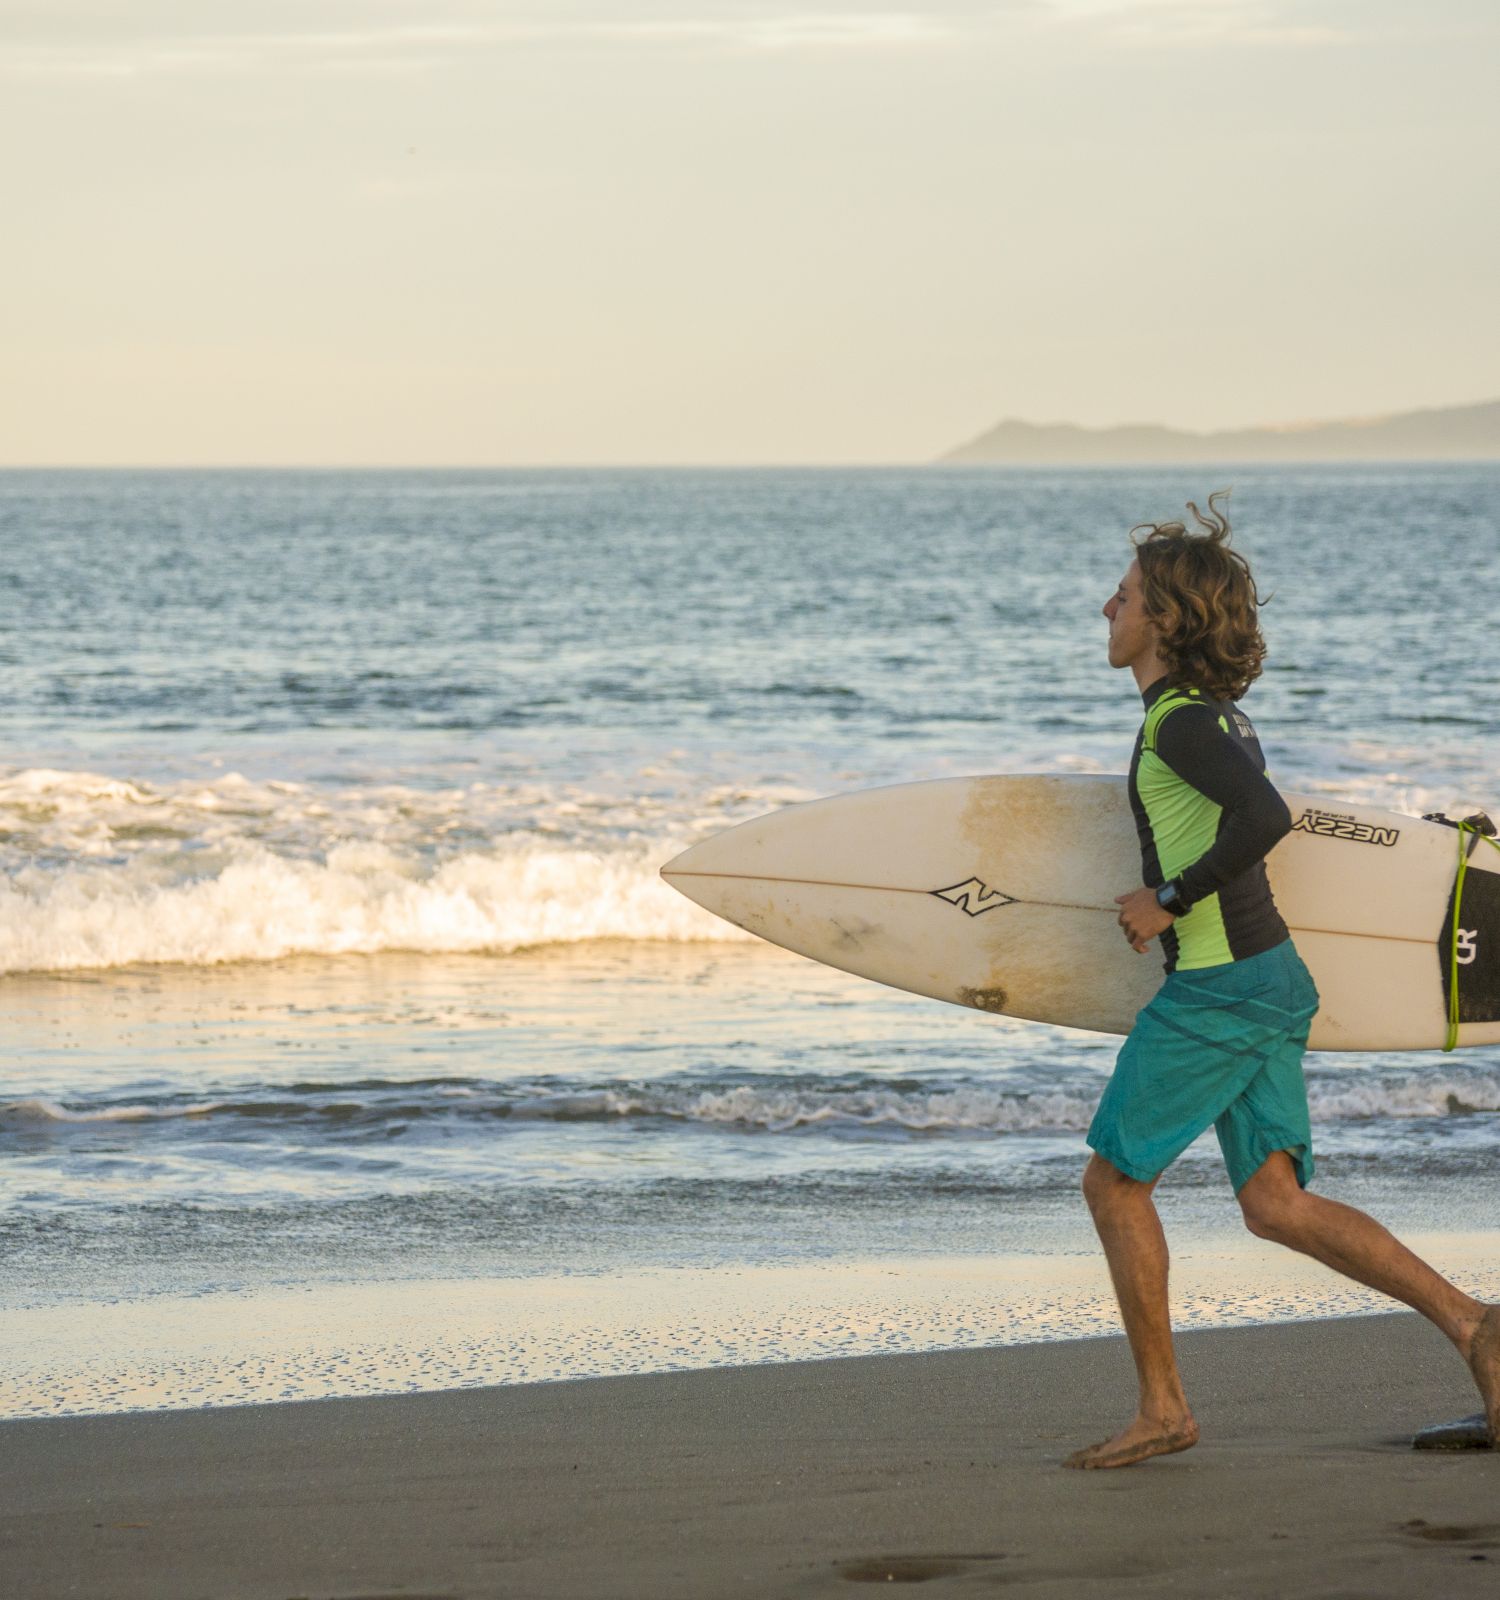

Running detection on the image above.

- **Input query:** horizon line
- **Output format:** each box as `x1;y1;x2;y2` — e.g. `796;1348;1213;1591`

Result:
3;456;1500;472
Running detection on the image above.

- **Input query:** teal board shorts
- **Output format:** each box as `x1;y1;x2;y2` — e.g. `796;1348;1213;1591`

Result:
1087;937;1321;1196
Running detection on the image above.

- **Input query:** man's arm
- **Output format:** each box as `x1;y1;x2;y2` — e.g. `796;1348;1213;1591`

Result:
1154;704;1293;909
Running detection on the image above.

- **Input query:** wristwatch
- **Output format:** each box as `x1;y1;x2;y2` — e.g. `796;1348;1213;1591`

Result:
1155;879;1188;916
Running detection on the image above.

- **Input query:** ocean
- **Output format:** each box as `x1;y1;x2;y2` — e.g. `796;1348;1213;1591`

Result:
2;464;1497;1416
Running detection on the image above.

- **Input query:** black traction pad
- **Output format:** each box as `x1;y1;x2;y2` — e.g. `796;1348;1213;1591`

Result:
1438;860;1500;1025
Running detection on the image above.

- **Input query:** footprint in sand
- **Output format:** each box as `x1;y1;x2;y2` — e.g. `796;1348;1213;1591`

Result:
837;1552;1008;1583
1400;1519;1500;1552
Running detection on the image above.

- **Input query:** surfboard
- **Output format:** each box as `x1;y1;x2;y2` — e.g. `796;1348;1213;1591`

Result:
660;775;1500;1052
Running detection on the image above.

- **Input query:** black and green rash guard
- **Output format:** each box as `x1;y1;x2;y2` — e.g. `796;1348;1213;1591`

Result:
1128;678;1293;974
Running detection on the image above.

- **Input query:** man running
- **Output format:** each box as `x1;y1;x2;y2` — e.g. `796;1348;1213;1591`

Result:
1067;490;1500;1470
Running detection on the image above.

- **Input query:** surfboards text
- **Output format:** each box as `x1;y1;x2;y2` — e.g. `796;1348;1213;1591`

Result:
1291;810;1400;847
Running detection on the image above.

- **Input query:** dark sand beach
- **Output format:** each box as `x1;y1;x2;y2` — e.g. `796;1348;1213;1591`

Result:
3;1310;1496;1599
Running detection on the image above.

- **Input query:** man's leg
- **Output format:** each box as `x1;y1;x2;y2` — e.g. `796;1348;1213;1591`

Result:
1238;1152;1500;1440
1064;1153;1200;1469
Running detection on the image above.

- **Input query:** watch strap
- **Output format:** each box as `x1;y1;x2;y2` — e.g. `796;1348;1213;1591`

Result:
1155;878;1188;915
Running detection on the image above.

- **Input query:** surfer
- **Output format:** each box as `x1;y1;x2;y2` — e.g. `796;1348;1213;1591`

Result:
1068;489;1500;1469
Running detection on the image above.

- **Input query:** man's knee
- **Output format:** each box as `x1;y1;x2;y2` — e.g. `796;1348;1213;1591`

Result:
1238;1151;1307;1240
1241;1197;1291;1241
1082;1152;1157;1213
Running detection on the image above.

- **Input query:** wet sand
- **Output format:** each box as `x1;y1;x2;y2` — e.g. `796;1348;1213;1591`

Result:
3;1310;1496;1599
6;1242;1500;1420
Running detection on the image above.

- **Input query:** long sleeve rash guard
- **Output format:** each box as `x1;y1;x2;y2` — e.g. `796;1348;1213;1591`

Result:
1127;678;1293;973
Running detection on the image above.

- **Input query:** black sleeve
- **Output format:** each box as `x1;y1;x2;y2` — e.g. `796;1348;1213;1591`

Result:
1154;705;1293;910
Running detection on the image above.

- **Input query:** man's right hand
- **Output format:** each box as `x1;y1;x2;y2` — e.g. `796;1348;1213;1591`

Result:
1114;887;1174;954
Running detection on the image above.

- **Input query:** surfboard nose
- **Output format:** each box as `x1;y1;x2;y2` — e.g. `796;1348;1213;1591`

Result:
663;819;781;890
660;808;793;882
659;840;704;879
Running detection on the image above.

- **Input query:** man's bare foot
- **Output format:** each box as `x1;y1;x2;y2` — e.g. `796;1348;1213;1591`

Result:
1463;1304;1500;1445
1063;1412;1199;1470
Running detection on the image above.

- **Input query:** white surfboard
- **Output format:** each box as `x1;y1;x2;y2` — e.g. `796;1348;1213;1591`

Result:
660;775;1500;1053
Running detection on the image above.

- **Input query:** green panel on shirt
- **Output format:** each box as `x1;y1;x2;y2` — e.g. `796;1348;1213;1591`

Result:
1140;688;1235;969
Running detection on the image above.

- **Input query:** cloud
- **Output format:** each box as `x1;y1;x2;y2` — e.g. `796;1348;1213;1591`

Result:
2;16;962;78
603;13;961;49
0;1;1370;79
1051;0;1347;47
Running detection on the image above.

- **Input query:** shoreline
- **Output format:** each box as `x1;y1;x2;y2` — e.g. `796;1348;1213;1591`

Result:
5;1233;1498;1422
3;1310;1495;1599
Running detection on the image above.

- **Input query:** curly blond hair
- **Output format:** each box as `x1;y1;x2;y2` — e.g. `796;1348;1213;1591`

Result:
1130;489;1268;702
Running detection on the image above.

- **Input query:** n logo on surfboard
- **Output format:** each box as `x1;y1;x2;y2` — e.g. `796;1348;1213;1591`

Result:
931;877;1015;916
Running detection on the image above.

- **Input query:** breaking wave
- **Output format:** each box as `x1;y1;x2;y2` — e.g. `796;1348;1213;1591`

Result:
7;1066;1498;1138
0;765;779;973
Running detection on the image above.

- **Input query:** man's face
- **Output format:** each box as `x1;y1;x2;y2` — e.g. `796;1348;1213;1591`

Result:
1102;557;1156;670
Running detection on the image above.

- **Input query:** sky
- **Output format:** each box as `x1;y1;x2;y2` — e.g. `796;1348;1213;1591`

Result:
4;0;1498;465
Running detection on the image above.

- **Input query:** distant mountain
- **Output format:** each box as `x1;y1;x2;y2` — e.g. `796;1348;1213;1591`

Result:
938;398;1500;464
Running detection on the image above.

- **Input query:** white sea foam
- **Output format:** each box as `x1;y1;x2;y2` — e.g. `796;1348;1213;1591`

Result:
9;1071;1496;1135
0;838;749;974
522;1074;1500;1132
1;1097;228;1125
0;765;786;973
1303;1070;1500;1121
588;1082;1102;1133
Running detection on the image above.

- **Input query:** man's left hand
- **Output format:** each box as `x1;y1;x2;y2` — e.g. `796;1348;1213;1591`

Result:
1114;887;1174;954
